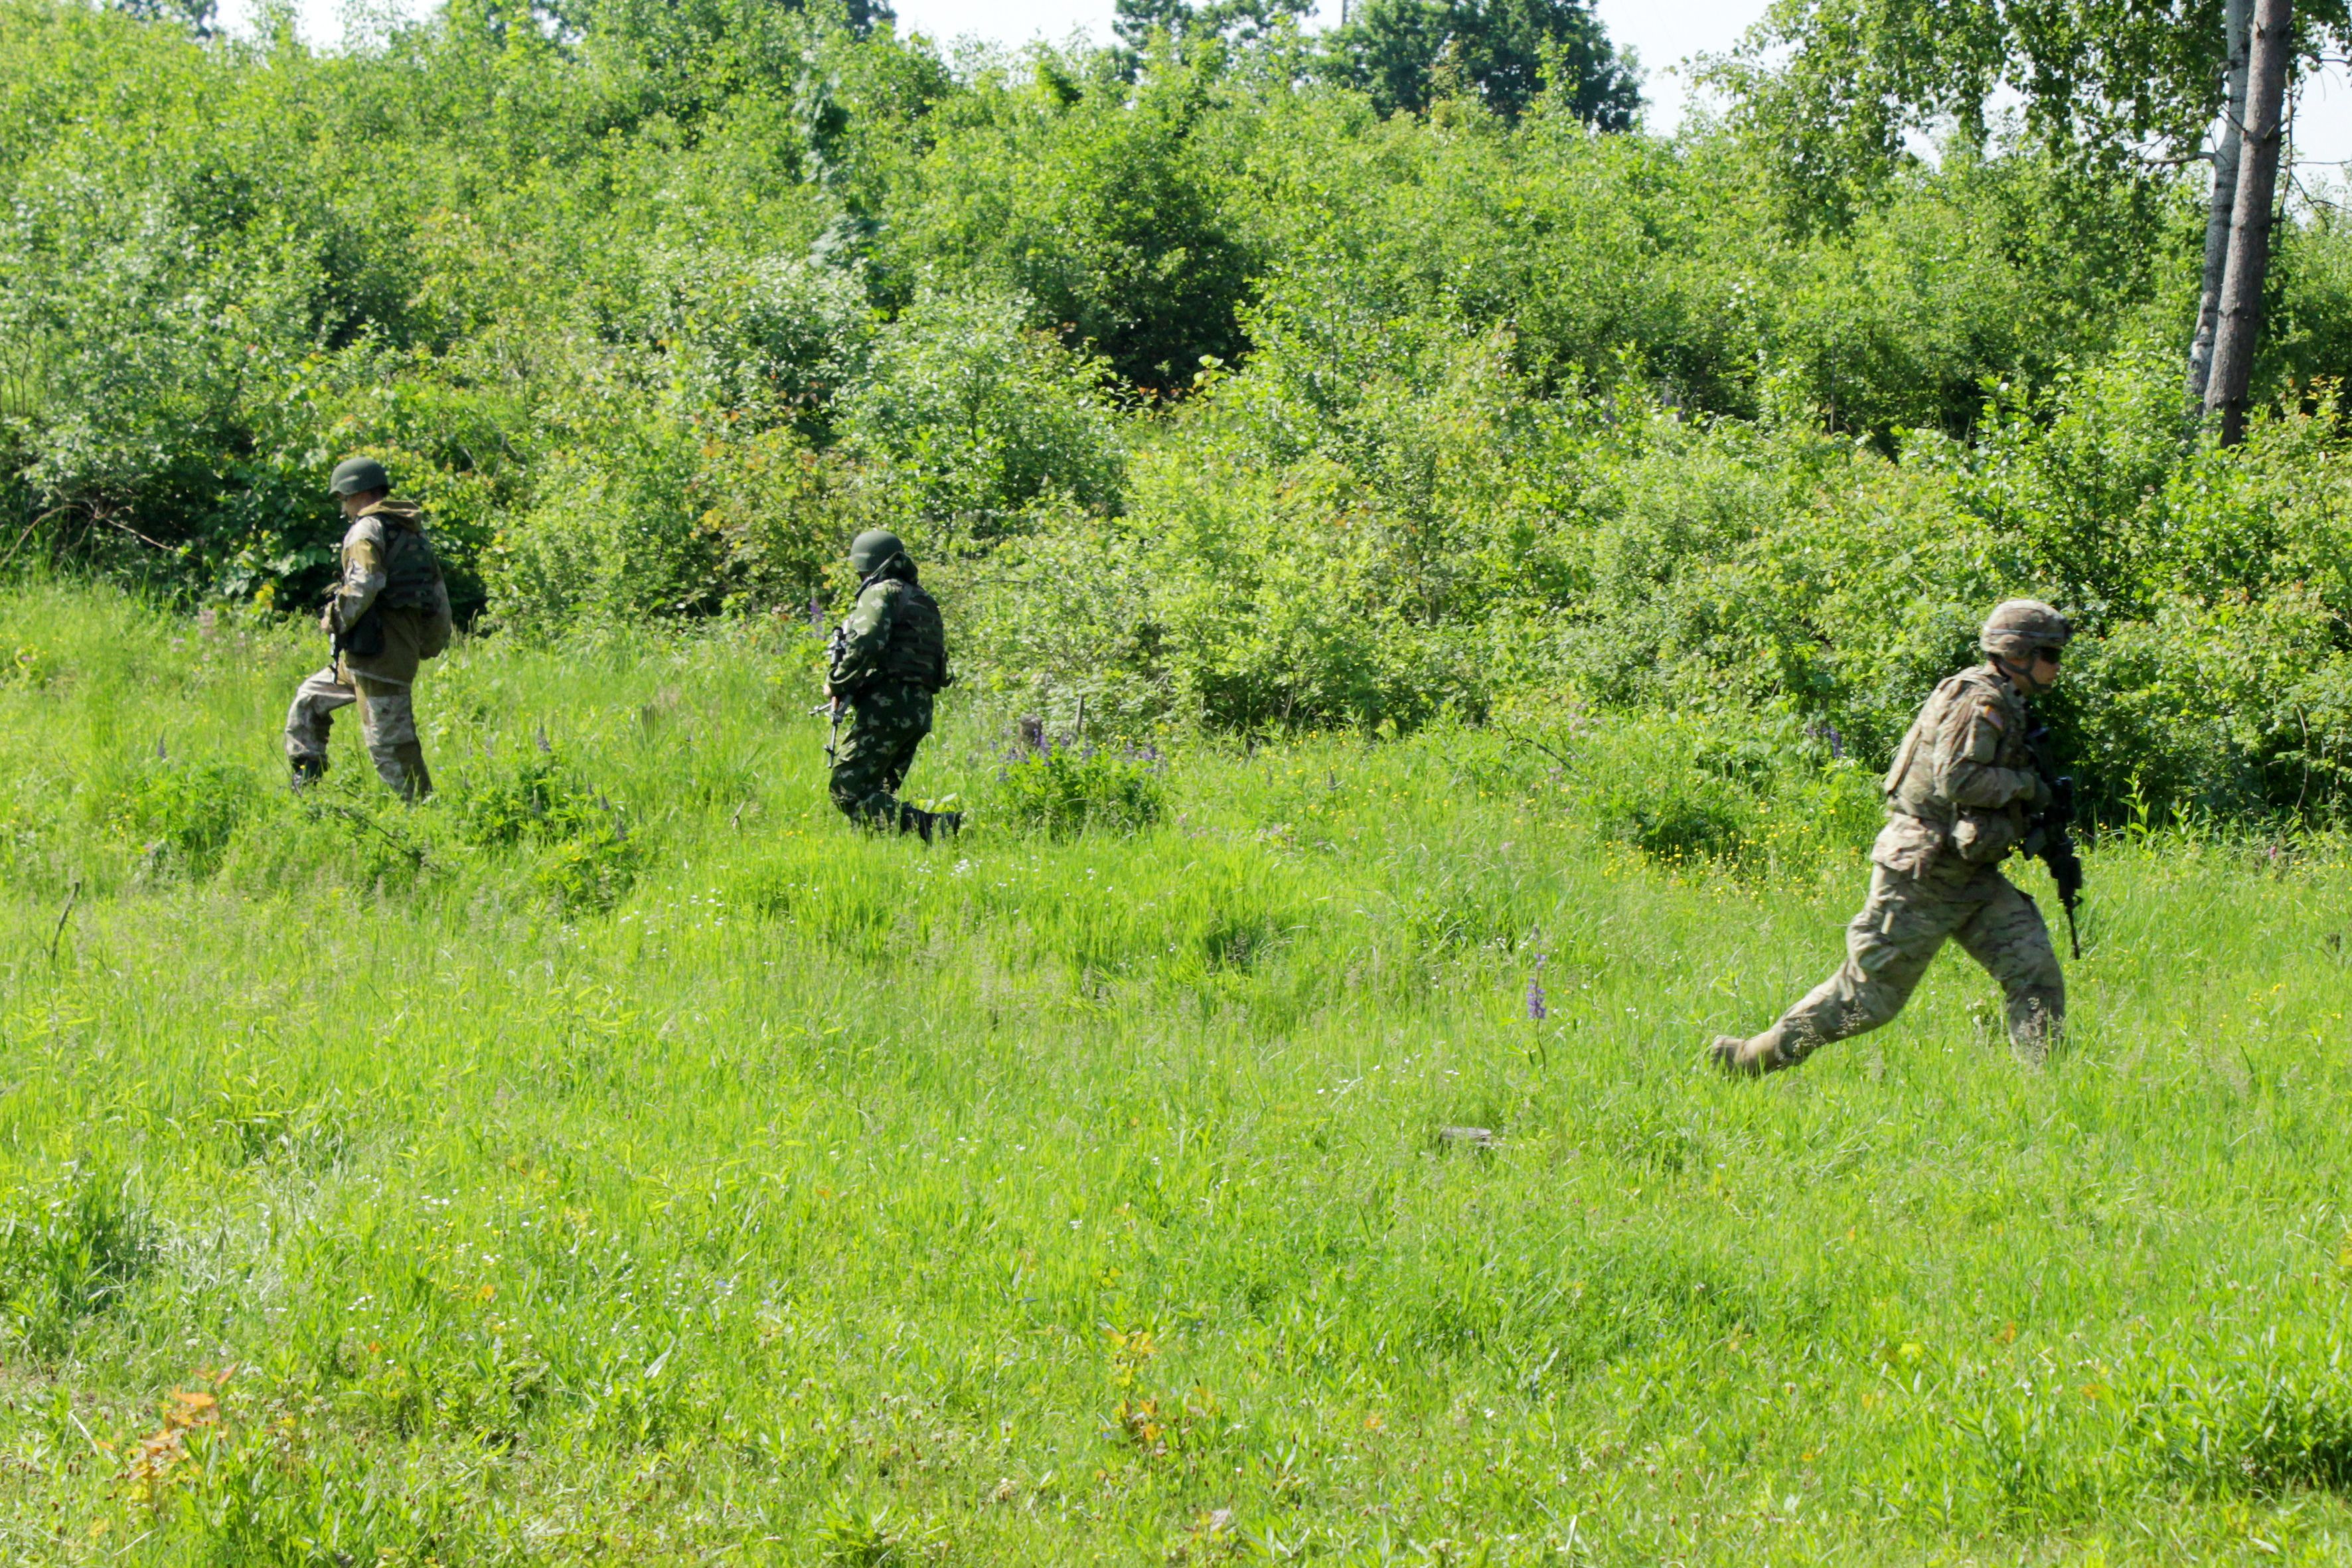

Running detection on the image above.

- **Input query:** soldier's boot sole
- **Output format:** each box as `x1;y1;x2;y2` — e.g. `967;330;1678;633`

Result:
1709;1033;1790;1077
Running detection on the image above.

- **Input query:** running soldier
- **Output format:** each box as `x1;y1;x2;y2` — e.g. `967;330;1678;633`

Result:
1711;600;2074;1074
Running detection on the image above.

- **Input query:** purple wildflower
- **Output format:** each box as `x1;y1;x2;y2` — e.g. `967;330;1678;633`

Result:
1526;955;1547;1021
809;590;824;631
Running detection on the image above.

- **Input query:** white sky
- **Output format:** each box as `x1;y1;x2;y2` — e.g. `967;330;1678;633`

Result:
224;0;2352;173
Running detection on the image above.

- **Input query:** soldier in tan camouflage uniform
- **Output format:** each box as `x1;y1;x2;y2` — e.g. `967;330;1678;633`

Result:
1711;600;2075;1075
283;457;454;800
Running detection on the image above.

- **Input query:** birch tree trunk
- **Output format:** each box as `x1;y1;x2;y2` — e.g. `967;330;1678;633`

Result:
2206;0;2294;445
2187;0;2254;404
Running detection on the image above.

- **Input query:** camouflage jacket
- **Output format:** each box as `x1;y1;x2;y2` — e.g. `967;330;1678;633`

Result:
828;558;949;696
331;499;454;680
1873;663;2044;875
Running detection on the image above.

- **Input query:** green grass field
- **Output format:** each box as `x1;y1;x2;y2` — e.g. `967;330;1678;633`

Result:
1;580;2349;1565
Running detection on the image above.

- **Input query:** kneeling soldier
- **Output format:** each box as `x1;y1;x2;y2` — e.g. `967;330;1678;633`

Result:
825;529;958;840
283;457;453;799
1711;599;2073;1074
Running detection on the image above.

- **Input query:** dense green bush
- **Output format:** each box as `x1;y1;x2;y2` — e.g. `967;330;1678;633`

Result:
7;0;2352;832
447;745;641;911
838;287;1125;542
992;736;1168;837
0;1165;153;1358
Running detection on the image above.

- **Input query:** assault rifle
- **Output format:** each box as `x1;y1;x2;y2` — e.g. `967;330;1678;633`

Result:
817;621;848;767
2025;726;2084;959
324;598;385;669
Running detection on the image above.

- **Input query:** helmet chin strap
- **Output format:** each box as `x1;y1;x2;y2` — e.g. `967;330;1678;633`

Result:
1992;651;2041;690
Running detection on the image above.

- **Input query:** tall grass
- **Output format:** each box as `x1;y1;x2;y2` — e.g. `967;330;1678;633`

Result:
0;579;2349;1563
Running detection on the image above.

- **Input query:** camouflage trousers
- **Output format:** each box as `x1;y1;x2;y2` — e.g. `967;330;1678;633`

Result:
828;685;933;828
284;663;432;799
1759;860;2064;1063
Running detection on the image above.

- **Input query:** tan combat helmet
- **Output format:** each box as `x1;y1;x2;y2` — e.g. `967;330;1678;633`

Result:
1980;599;2073;662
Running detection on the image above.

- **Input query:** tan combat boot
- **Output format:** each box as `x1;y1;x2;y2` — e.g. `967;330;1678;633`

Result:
1709;1032;1792;1077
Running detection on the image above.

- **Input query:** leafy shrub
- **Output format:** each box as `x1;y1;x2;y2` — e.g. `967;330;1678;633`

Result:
839;287;1125;543
449;747;640;913
106;757;262;878
485;417;716;629
657;248;874;435
993;738;1167;838
0;1165;155;1357
883;48;1261;388
1593;776;1754;866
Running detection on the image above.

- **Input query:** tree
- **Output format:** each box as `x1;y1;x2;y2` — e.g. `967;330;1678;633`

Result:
1112;0;1314;49
1706;0;2346;212
2206;0;2292;441
110;0;215;37
2185;0;2251;404
1707;0;2350;416
1321;0;1640;127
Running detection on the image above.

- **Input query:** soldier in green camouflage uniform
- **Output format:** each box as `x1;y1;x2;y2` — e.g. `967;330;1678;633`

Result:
826;529;957;840
283;457;455;800
1711;600;2074;1075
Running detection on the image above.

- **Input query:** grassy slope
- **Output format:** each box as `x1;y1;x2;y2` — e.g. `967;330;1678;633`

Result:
0;580;2348;1565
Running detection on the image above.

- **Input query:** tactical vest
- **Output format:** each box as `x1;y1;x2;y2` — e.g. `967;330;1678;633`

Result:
1881;674;1975;825
345;503;453;661
380;528;442;610
881;579;949;692
370;510;446;612
1879;665;2032;866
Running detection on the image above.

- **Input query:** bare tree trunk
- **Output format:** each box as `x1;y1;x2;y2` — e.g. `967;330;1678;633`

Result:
2207;0;2294;445
2187;0;2254;404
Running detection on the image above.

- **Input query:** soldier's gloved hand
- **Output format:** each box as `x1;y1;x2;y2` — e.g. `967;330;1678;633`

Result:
319;607;338;635
2023;772;2053;811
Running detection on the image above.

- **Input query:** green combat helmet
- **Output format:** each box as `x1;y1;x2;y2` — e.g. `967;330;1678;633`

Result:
850;528;907;577
1980;599;2073;661
329;456;391;497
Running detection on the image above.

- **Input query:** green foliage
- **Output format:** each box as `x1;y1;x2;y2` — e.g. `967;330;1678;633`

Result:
839;287;1125;540
448;745;640;911
10;0;2352;846
889;48;1264;388
1322;0;1640;125
811;1500;941;1567
992;737;1168;837
1700;0;2349;227
0;1166;153;1358
104;756;262;878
